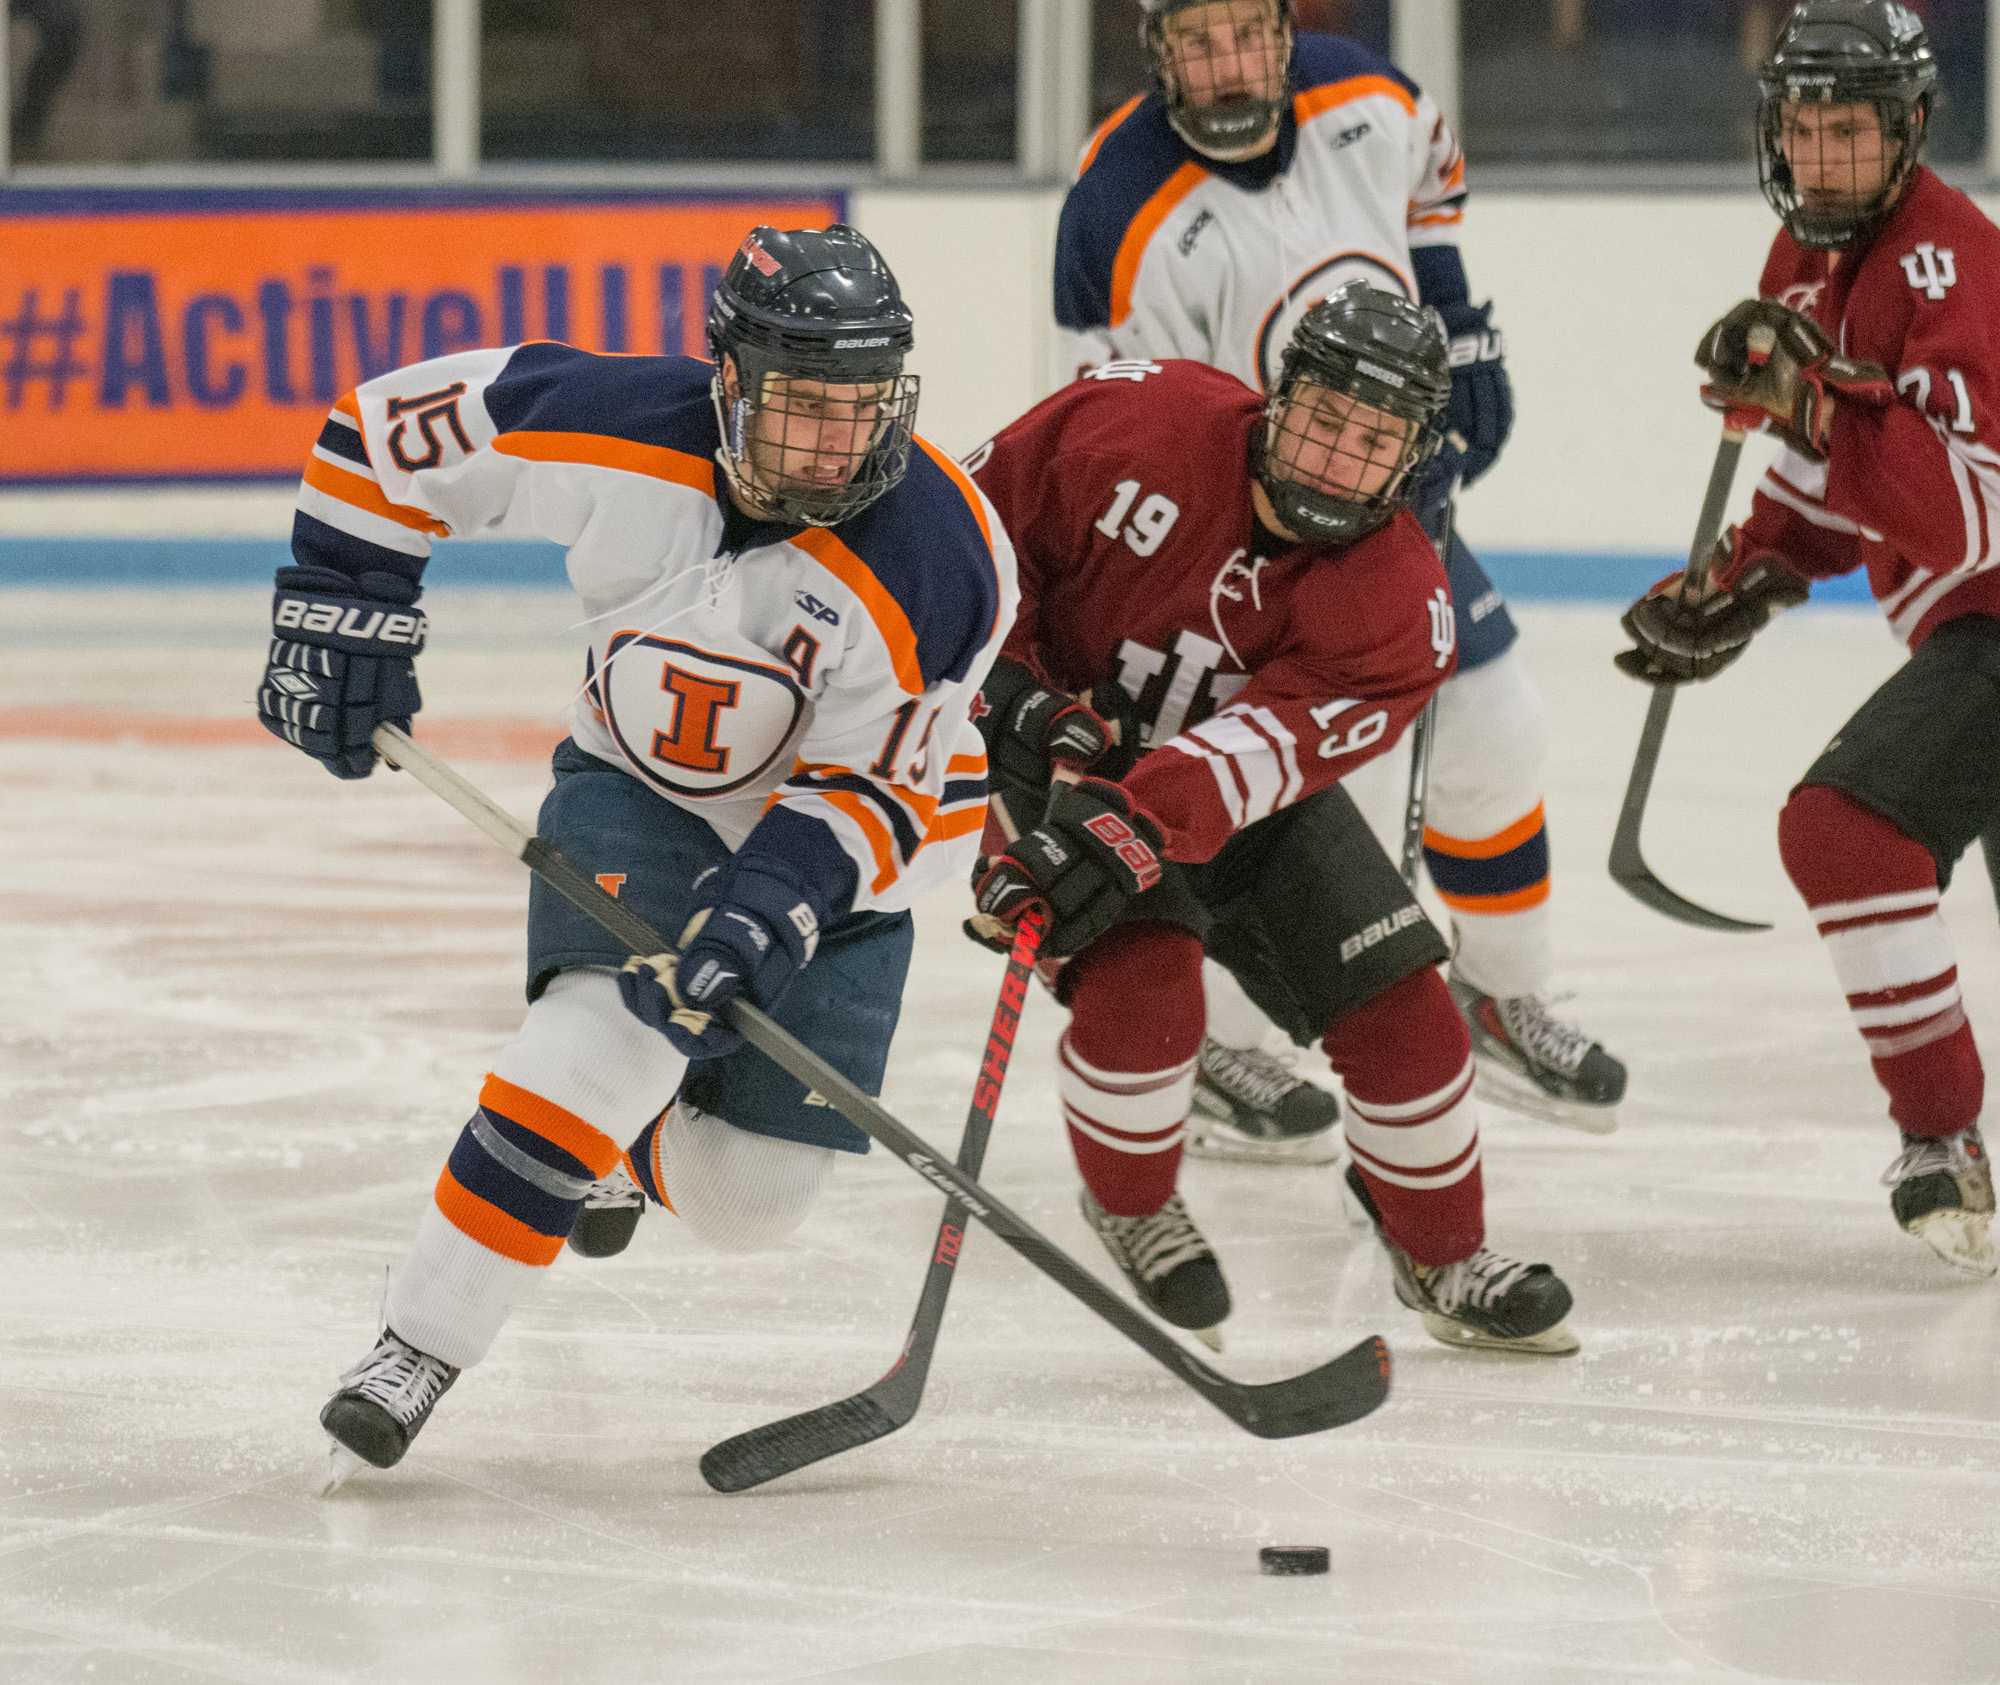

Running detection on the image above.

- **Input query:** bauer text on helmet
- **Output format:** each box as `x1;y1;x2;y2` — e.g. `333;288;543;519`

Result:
706;225;921;527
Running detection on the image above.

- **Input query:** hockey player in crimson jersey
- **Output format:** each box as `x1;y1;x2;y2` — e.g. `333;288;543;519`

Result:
264;226;1018;1484
1053;0;1627;1153
969;282;1579;1355
1622;0;1997;1276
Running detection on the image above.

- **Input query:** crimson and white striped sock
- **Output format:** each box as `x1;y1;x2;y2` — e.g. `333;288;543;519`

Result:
1779;784;1984;1138
1059;923;1205;1216
1322;968;1484;1266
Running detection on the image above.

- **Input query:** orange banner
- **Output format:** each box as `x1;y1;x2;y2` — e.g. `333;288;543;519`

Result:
0;187;844;483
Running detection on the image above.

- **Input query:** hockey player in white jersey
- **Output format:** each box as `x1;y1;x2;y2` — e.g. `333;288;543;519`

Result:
259;226;1016;1482
1052;0;1627;1152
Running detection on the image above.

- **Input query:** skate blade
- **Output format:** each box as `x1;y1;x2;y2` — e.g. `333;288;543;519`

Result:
1907;1210;1999;1279
1335;1175;1376;1232
1418;1311;1581;1357
318;1440;370;1497
1186;1122;1344;1167
1471;1061;1618;1136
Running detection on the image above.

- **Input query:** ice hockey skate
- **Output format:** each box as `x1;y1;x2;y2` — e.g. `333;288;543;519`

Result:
1882;1127;1997;1278
1344;1165;1578;1354
1080;1189;1231;1351
1187;1038;1342;1164
1447;968;1625;1132
318;1327;460;1494
567;1163;646;1258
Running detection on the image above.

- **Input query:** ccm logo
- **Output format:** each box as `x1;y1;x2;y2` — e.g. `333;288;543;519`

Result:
1082;813;1162;890
276;600;426;645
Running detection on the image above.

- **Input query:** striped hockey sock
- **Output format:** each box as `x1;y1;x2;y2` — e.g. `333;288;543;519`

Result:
1323;968;1485;1266
1779;784;1984;1138
1060;924;1205;1216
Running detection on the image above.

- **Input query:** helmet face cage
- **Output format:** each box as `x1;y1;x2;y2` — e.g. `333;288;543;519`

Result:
1142;0;1293;159
706;226;920;527
714;351;921;529
1257;292;1449;545
1756;4;1936;249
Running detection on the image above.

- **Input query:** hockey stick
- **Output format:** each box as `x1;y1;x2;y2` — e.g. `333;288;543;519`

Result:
1399;488;1455;891
371;725;1391;1440
700;907;1044;1492
1607;429;1771;933
1399;697;1437;893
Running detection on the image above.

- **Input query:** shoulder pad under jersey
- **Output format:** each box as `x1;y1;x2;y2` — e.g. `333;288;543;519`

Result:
1056;95;1197;334
793;436;1006;692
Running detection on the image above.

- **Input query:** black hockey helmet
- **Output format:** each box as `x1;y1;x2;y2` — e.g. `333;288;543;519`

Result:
706;224;920;527
1256;281;1450;545
1756;0;1937;249
1140;0;1294;159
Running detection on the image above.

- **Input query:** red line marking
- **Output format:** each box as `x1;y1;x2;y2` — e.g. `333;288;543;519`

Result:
0;709;566;760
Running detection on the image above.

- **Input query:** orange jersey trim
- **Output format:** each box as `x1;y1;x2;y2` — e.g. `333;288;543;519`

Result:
493;429;715;495
1079;93;1146;177
1423;803;1546;861
1110;160;1209;329
796;760;940;831
915;436;1005;652
301;455;449;537
818;788;900;894
1294;73;1416;127
790;525;926;696
947;751;988;777
926;805;988;845
433;1166;564;1267
332;390;362;425
478;1073;623;1178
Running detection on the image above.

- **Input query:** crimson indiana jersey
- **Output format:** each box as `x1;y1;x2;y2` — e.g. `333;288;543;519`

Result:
1738;166;2000;648
968;357;1455;864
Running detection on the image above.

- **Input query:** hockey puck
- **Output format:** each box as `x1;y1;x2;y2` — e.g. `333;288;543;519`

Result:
1258;1545;1330;1576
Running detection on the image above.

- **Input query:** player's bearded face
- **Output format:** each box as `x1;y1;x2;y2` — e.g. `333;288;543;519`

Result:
742;373;891;499
1269;385;1414;503
1162;3;1288;119
1780;101;1891;213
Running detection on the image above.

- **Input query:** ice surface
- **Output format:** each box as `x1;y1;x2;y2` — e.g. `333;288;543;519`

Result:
4;591;1998;1684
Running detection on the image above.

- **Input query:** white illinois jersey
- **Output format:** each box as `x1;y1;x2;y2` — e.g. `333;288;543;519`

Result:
292;341;1016;916
1054;33;1464;391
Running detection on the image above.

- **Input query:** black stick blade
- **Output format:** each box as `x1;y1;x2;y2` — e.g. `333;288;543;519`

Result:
700;1394;905;1493
1187;1334;1392;1439
1608;849;1771;934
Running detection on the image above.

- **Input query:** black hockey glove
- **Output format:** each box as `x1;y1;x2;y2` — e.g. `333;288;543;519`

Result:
1437;299;1513;487
974;777;1165;959
257;566;426;778
1615;530;1809;686
975;657;1116;788
1695;299;1892;462
617;853;828;1059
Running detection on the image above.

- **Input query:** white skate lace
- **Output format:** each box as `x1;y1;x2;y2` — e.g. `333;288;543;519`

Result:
1425;1249;1533;1316
1097;1194;1213;1285
1198;1042;1303;1113
1880;1131;1985;1190
583;1165;643;1209
1495;993;1596;1078
337;1335;455;1427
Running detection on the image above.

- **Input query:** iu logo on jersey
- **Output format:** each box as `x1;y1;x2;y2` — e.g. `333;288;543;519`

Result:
1426;587;1456;670
1112;628;1249;745
1901;243;1957;301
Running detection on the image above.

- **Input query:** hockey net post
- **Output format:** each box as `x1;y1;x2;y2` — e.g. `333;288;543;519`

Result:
372;724;1393;1441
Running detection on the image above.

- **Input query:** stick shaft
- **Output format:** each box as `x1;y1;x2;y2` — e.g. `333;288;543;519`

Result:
371;724;1388;1437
